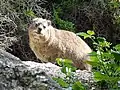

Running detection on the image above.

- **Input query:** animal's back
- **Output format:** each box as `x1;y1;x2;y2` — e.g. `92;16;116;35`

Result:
53;30;92;70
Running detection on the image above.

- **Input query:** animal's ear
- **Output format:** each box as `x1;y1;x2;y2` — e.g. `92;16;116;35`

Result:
47;20;51;26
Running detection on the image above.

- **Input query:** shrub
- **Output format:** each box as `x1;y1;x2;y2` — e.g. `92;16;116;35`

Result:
78;30;120;89
53;8;75;32
53;58;87;90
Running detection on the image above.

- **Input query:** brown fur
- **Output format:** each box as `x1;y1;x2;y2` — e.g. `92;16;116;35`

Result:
28;18;92;71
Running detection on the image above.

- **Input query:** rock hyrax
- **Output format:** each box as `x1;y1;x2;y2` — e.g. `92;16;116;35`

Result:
28;18;92;71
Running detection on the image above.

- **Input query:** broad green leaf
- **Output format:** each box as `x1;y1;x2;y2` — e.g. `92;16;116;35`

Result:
94;72;109;81
63;59;73;65
61;66;76;75
89;51;97;56
61;66;71;75
53;77;69;88
111;50;120;60
100;41;111;47
87;30;95;36
63;59;76;71
72;81;85;90
94;72;120;82
88;52;100;65
102;52;114;60
97;37;106;42
85;60;100;66
56;58;73;66
77;32;91;39
56;58;63;66
56;58;76;73
61;66;67;74
116;67;120;72
114;44;120;51
97;37;111;47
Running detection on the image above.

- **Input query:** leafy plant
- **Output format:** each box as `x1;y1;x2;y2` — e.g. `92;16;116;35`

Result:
78;30;120;89
53;58;87;90
24;9;36;18
53;8;75;32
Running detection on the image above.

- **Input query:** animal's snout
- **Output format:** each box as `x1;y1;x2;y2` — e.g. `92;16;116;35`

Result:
37;27;42;34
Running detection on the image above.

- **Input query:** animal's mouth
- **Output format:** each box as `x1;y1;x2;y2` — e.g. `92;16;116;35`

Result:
29;24;42;35
32;23;43;34
32;30;44;37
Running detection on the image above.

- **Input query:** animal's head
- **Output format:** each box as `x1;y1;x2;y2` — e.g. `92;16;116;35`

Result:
29;18;51;34
28;18;52;42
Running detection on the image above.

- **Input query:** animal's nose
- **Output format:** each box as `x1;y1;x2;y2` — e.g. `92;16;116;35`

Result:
37;27;42;34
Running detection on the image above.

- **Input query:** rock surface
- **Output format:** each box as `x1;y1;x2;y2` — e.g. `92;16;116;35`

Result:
0;49;94;90
0;49;62;90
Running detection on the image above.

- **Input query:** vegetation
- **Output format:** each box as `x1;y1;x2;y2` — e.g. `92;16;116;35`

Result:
53;8;75;32
51;0;120;44
54;58;87;90
79;30;120;89
0;0;120;89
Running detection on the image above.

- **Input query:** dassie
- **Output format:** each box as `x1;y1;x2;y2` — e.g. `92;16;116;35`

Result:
28;18;92;71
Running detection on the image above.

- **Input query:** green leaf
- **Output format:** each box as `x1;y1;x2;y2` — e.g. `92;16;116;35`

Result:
116;67;120;72
97;37;111;47
56;58;73;67
72;81;85;90
111;50;120;60
102;52;114;60
94;72;120;82
87;30;95;36
56;58;63;66
114;44;120;51
63;59;76;72
77;32;91;39
94;72;108;81
87;52;100;66
63;59;73;65
24;10;36;17
85;51;100;66
56;58;76;74
86;60;100;66
110;1;120;8
97;37;106;42
53;78;69;88
89;51;98;56
61;66;71;75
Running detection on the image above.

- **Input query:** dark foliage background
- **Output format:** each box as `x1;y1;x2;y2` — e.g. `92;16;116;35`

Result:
49;0;120;44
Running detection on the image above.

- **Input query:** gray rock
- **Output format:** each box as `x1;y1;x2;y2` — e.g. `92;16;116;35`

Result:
0;49;63;90
0;49;94;90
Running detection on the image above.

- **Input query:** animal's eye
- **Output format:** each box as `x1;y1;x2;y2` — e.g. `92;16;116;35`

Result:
43;26;46;29
35;23;41;27
35;23;38;27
